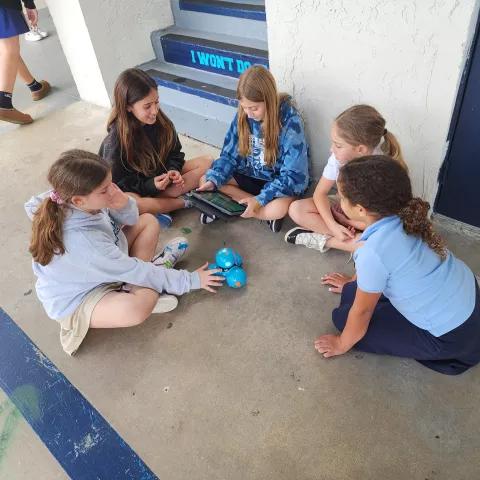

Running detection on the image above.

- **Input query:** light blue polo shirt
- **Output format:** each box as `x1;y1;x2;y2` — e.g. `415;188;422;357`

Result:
353;216;476;337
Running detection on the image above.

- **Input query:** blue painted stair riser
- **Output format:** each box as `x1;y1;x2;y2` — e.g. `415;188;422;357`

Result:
161;35;269;79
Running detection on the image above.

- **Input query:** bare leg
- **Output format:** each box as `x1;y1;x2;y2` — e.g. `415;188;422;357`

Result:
123;212;160;260
128;192;184;215
126;156;213;214
289;198;331;233
163;155;213;198
288;197;359;253
90;286;159;328
0;36;20;93
90;213;161;328
17;55;34;84
219;181;294;220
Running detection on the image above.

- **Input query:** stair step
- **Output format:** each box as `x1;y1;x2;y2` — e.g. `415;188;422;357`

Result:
171;1;267;42
179;0;266;21
139;61;236;146
158;32;268;78
145;68;238;107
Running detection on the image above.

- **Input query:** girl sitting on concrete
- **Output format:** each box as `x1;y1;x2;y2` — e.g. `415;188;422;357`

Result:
25;149;223;355
315;155;480;375
286;104;406;252
99;68;212;228
197;65;310;233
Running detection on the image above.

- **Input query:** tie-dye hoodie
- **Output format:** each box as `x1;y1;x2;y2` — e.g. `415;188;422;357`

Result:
205;98;310;206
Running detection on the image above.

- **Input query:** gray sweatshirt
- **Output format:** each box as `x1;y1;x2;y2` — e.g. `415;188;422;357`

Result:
25;192;201;320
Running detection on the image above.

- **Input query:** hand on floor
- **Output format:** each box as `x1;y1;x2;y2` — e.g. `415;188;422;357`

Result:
321;272;354;293
314;334;347;358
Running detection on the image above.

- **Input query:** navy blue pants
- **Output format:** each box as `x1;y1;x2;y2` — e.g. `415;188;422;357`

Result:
333;281;480;375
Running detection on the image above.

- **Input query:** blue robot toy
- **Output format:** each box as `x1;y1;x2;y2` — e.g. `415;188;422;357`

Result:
208;247;247;288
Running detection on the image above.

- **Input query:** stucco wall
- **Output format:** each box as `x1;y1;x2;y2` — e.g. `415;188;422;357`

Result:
265;0;480;204
79;0;173;99
47;0;173;107
46;0;110;107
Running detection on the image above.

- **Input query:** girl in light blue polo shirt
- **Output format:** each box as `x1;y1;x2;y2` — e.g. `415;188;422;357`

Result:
315;155;479;375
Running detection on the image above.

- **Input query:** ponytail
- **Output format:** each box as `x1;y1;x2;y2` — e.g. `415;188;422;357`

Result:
398;198;447;260
29;197;66;266
336;105;408;171
381;130;408;172
28;149;110;266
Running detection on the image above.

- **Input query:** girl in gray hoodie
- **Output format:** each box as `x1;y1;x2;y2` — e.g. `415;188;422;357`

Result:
26;149;223;355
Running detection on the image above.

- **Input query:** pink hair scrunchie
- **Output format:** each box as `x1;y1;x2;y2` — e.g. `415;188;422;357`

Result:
49;190;64;205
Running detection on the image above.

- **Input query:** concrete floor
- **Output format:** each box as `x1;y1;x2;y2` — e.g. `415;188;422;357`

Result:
2;12;480;480
0;8;78;136
1;101;480;480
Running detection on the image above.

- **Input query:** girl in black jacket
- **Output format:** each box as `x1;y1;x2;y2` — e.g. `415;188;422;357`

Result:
99;69;212;225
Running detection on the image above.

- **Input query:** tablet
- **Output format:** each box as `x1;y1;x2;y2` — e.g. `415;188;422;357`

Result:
187;191;246;216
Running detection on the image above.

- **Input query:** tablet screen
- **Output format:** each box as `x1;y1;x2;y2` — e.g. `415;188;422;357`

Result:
191;191;246;215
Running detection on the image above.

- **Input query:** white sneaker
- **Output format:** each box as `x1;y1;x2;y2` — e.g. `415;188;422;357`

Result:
284;227;331;253
36;27;48;38
25;30;42;42
152;294;178;314
152;236;189;268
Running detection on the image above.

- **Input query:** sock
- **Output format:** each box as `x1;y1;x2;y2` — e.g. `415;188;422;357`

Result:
26;79;42;92
0;91;13;109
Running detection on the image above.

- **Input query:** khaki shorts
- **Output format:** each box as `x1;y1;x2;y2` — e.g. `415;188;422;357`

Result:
59;283;123;356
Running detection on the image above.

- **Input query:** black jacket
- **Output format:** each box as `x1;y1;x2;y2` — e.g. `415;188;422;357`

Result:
1;0;36;10
99;123;185;197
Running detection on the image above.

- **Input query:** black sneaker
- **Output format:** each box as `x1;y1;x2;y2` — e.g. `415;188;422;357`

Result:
285;227;313;244
266;218;284;233
200;212;218;224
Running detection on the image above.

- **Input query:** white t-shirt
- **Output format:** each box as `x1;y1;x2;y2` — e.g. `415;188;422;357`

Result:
322;145;383;181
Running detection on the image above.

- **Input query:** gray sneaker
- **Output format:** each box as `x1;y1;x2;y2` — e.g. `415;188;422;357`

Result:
152;294;178;314
284;227;331;253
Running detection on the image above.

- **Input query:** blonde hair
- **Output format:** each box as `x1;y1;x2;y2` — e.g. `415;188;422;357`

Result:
335;104;407;171
236;65;289;167
107;68;175;176
29;150;110;266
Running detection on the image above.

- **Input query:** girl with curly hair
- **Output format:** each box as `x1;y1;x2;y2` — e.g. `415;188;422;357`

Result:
315;155;479;375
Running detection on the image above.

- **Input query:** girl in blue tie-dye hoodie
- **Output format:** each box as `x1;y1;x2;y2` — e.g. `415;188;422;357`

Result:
198;65;310;233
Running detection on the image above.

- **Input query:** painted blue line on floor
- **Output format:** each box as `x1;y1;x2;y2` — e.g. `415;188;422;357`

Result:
0;308;158;480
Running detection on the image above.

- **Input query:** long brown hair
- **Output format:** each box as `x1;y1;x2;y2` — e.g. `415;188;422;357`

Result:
338;155;446;259
107;68;175;176
29;150;110;266
236;65;289;167
335;105;407;170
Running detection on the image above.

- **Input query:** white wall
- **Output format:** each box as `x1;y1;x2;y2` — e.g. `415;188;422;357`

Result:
265;0;480;204
46;0;173;107
79;0;173;99
46;0;110;107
